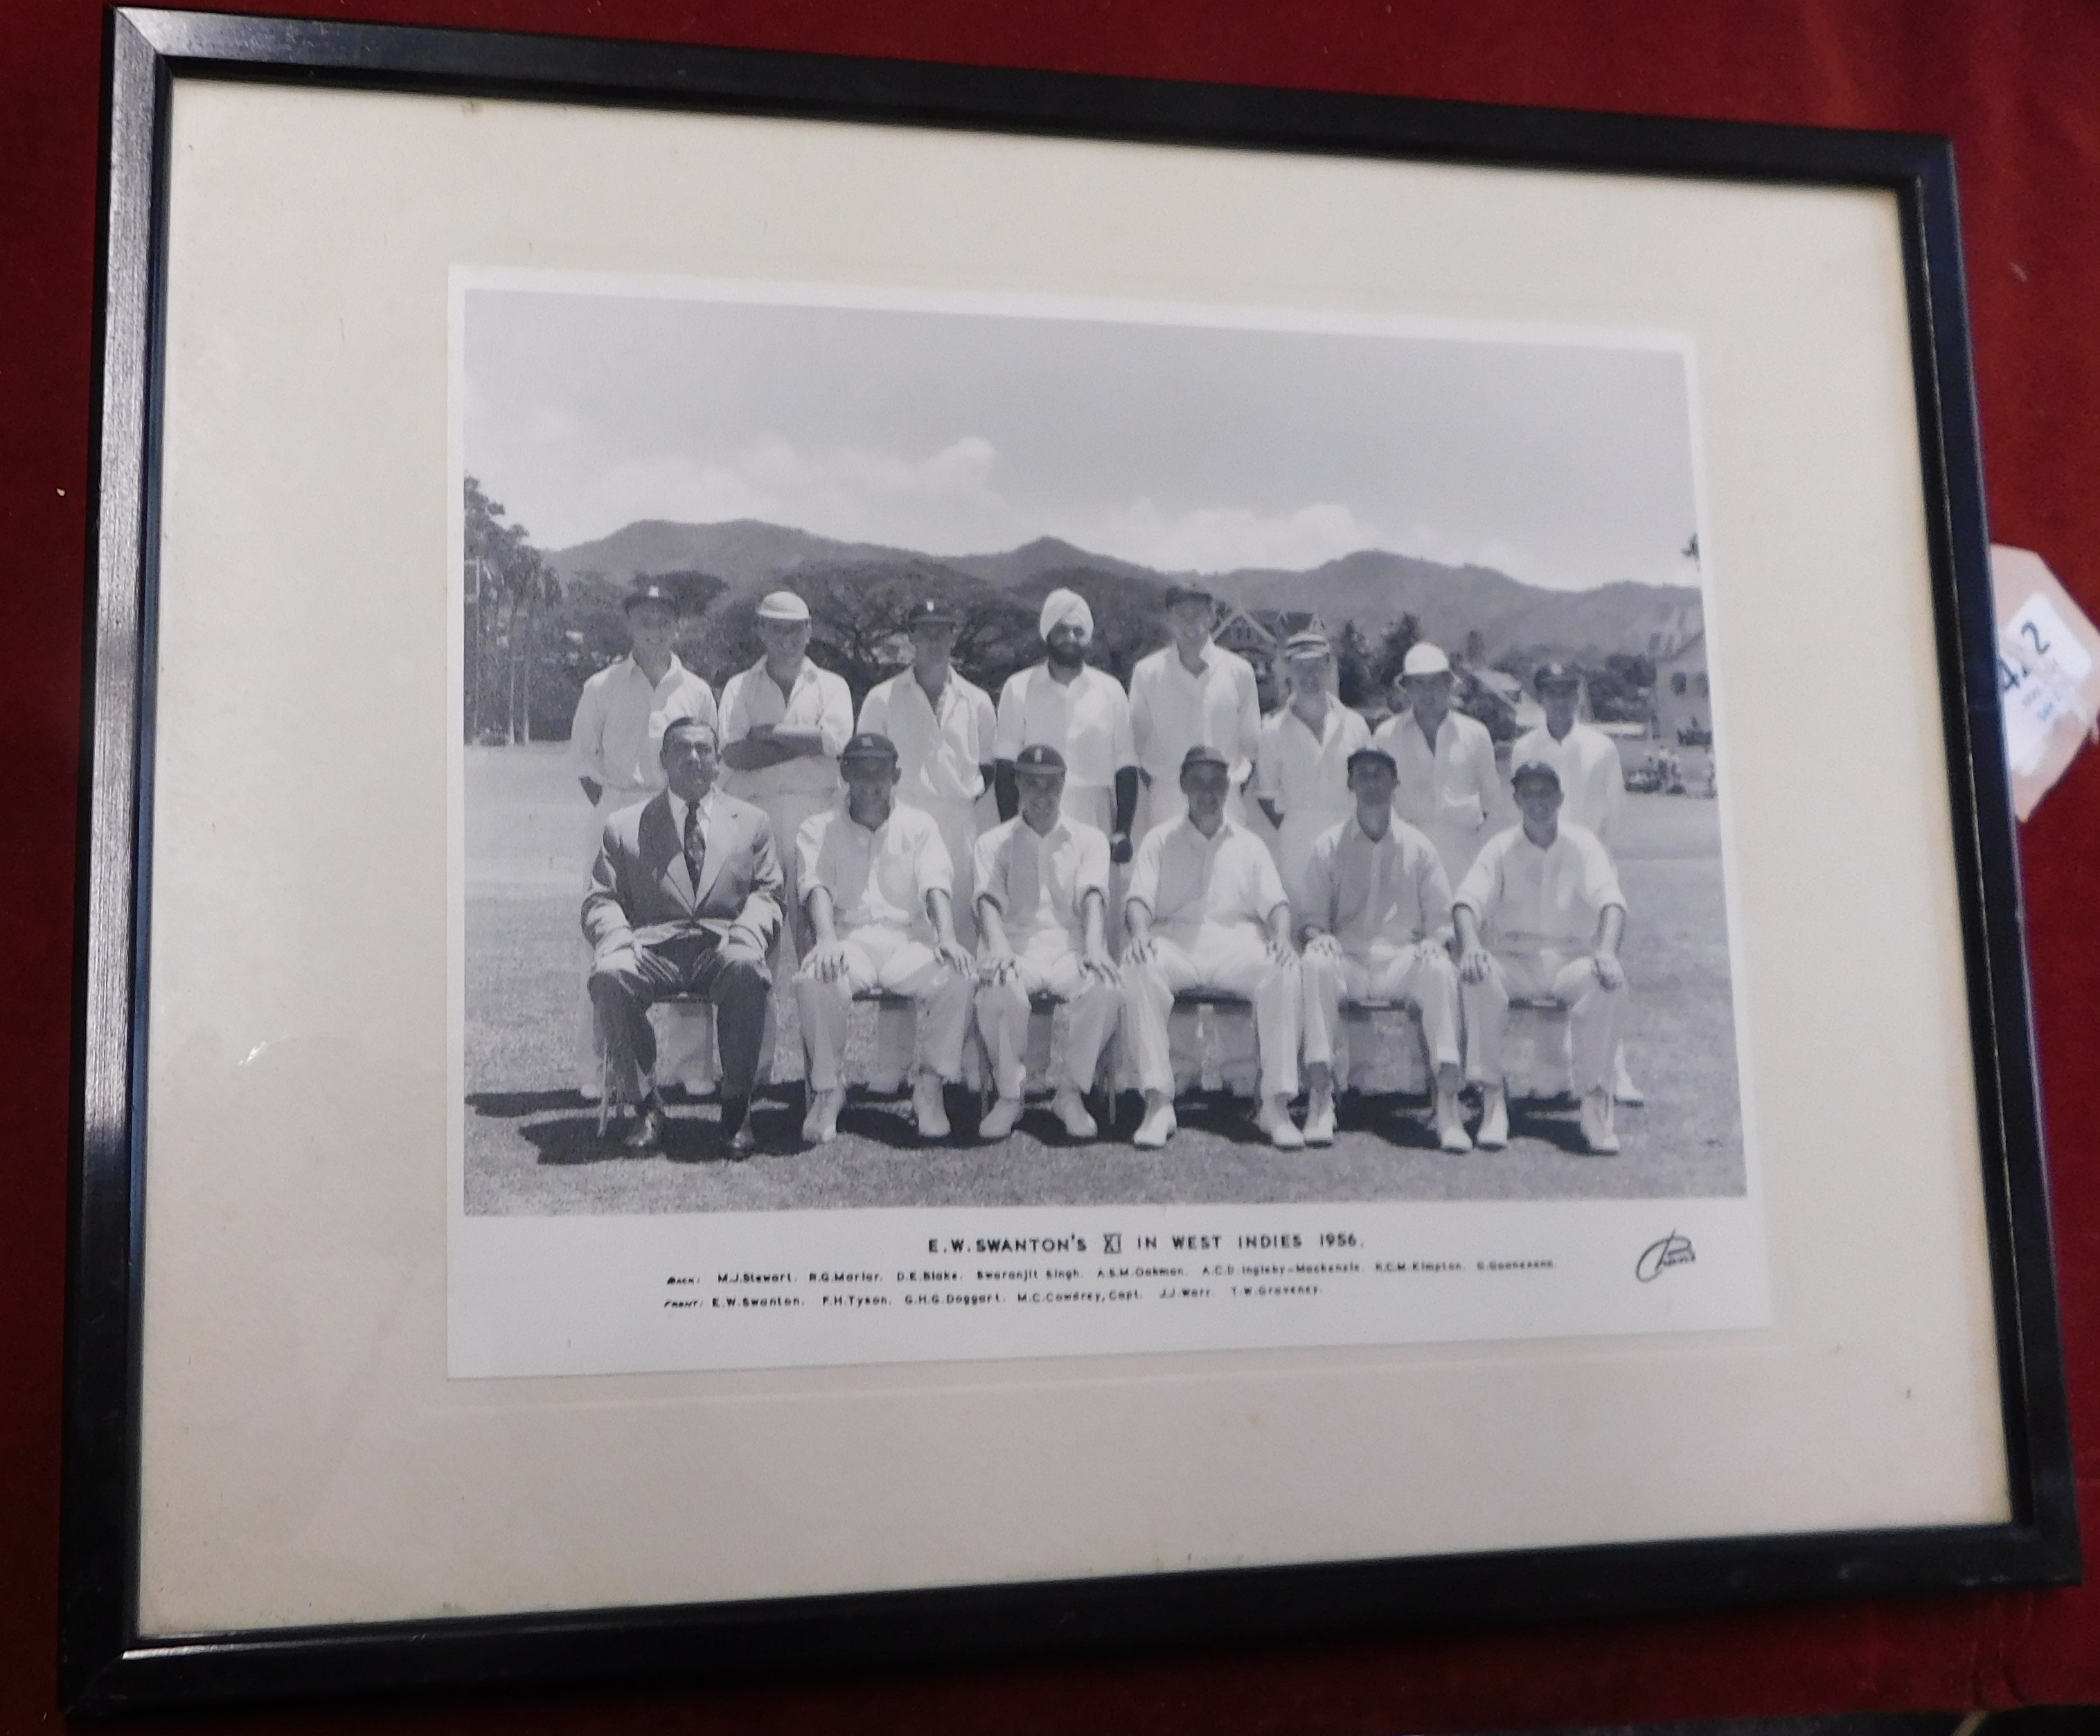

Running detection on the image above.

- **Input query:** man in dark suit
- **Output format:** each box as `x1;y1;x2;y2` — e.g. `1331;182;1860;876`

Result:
583;715;783;1155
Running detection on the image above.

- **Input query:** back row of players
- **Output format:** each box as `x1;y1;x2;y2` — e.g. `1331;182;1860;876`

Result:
570;580;1633;1156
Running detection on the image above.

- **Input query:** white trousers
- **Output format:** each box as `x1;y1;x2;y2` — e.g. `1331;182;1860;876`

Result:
975;929;1123;1100
1125;929;1300;1102
794;925;975;1093
872;796;983;1087
1302;940;1461;1073
576;784;711;1095
1461;949;1623;1095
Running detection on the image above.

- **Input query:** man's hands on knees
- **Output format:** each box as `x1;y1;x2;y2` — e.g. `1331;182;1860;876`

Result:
1458;945;1493;984
593;944;639;980
1303;931;1342;965
1592;951;1625;992
806;938;853;983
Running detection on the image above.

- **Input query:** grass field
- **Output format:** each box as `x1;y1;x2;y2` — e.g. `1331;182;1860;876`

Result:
464;744;1747;1214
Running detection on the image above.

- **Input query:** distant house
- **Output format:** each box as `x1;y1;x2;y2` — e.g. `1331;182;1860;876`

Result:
1213;607;1280;665
1215;607;1327;710
1649;607;1710;742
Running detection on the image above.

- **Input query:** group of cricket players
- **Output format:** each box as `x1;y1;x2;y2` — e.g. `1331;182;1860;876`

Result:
567;575;1637;1158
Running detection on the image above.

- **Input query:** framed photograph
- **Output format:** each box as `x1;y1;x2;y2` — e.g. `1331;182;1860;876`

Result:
63;4;2076;1711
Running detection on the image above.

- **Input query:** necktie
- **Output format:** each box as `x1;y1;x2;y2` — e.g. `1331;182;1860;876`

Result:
683;801;704;894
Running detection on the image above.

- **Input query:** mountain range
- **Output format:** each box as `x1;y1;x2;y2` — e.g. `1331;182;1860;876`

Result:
546;518;1700;660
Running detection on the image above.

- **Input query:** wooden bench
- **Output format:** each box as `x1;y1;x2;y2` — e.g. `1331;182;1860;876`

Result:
640;985;1069;1100
1173;990;1574;1100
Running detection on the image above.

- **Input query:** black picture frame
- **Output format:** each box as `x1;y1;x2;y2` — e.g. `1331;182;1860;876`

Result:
62;5;2077;1714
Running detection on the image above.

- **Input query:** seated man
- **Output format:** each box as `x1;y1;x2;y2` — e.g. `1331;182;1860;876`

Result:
1123;744;1305;1151
1452;758;1629;1154
582;717;781;1156
1298;747;1469;1154
972;744;1123;1142
793;733;975;1145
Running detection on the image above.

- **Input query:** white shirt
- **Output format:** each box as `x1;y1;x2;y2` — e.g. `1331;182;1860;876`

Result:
567;655;715;795
995;663;1136;793
1510;721;1626;843
1452;823;1626;951
857;666;997;808
796;800;953;938
1375;707;1500;836
1301;814;1452;951
1256;699;1371;826
973;814;1110;944
1129;643;1261;794
718;656;855;800
1128;815;1289;945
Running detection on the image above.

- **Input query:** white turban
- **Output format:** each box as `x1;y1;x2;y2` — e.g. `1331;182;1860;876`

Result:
1039;588;1094;643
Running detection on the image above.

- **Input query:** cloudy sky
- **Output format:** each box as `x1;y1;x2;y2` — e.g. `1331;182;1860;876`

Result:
461;282;1702;593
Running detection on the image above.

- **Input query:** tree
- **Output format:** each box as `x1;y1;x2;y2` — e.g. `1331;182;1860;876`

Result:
1333;619;1375;706
1372;614;1421;687
461;476;563;744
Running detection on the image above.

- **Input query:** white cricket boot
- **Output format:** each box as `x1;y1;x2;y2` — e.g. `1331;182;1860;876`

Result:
1475;1084;1509;1150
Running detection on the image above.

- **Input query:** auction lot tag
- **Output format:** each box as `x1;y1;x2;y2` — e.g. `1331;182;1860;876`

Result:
1991;545;2100;818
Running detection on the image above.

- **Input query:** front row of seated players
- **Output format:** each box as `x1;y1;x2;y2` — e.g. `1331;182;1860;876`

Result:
585;725;1628;1156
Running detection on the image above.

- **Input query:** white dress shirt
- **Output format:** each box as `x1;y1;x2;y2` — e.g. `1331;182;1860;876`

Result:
567;655;715;796
1129;643;1261;796
1375;707;1501;839
1452;822;1626;951
973;814;1110;944
995;663;1137;795
1128;815;1289;947
1256;699;1371;825
1301;814;1452;951
796;801;954;938
718;656;855;800
857;667;997;807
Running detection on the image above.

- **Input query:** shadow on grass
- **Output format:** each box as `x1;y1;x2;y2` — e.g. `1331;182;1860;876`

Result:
1334;1092;1448;1150
467;1091;753;1166
468;1089;584;1120
1504;1094;1594;1155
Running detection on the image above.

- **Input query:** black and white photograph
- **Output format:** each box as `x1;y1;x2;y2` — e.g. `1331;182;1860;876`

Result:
456;275;1747;1222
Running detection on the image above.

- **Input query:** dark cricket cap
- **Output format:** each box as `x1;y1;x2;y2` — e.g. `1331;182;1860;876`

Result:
1346;746;1397;777
1533;660;1581;690
839;732;900;764
1179;744;1230;774
908;597;962;628
1511;757;1563;787
1163;583;1215;609
1283;629;1332;660
1013;744;1067;775
623;583;677;613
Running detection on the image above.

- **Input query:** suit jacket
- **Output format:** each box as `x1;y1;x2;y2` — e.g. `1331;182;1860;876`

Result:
582;789;783;956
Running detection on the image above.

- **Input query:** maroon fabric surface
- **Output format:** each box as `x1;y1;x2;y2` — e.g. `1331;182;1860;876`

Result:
6;1;2099;1728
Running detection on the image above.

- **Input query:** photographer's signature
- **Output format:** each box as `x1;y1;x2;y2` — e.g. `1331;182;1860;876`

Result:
1635;1231;1696;1283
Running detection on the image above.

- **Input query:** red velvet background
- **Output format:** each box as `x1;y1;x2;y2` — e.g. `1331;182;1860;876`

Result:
6;1;2099;1728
